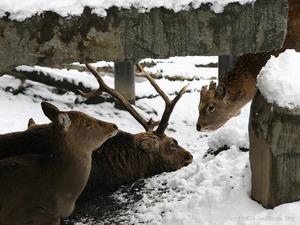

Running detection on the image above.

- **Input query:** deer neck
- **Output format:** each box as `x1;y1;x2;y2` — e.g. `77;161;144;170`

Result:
221;70;257;105
219;52;275;107
49;136;93;200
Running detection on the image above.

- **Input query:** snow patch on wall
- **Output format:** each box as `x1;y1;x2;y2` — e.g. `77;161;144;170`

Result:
0;0;256;21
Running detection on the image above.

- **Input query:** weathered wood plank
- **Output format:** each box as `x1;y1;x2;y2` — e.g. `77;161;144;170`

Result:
249;90;300;208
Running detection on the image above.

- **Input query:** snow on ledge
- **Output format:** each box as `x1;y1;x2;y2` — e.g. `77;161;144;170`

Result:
257;49;300;109
0;0;255;21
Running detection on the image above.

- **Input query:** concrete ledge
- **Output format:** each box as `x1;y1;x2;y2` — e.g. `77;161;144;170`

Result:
0;0;288;72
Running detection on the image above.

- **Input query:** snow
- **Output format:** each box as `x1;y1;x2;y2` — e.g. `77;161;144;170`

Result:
16;64;202;98
1;55;299;225
142;56;218;80
72;61;114;68
257;49;300;109
16;65;106;90
0;0;256;21
208;103;250;150
141;56;218;66
144;62;217;80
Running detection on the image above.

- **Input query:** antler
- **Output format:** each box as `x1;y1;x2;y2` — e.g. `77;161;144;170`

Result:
80;63;189;136
79;64;159;131
136;64;189;136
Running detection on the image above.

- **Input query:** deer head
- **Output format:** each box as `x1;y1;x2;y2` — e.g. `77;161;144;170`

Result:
135;132;193;172
196;81;241;131
41;102;118;153
79;64;193;169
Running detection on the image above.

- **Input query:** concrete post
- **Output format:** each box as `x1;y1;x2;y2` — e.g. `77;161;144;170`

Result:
114;60;135;108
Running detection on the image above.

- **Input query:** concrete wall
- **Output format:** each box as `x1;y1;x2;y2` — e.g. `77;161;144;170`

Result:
0;0;288;72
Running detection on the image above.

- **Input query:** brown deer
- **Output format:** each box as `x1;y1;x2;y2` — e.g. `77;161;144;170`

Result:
2;64;193;202
27;119;192;201
78;64;193;200
0;102;118;225
197;0;300;131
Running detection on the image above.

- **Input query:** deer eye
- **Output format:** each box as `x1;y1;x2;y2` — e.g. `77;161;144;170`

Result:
173;139;178;145
207;105;215;113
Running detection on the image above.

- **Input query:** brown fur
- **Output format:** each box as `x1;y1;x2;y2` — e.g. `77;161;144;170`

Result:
0;102;118;225
1;120;193;202
80;131;193;201
197;0;300;131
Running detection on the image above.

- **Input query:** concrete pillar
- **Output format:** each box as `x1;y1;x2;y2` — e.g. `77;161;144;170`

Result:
218;55;237;81
114;60;135;107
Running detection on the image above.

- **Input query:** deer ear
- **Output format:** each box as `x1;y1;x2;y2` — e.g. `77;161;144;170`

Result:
41;102;71;131
209;81;216;90
216;84;226;99
27;118;36;128
41;102;60;122
200;85;208;98
57;113;71;132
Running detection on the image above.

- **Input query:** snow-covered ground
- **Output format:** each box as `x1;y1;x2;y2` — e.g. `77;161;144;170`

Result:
141;56;218;80
0;0;256;21
1;56;299;225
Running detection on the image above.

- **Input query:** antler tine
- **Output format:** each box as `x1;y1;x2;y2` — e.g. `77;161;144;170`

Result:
78;64;107;98
155;83;190;136
136;63;189;136
80;64;159;131
136;64;170;104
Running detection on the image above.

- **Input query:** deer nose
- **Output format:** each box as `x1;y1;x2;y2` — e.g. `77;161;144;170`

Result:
113;124;118;130
184;152;193;166
196;124;201;131
185;152;193;161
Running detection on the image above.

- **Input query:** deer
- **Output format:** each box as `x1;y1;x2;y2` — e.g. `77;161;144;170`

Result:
0;101;118;225
1;64;193;202
196;52;271;131
75;63;193;200
197;0;300;132
27;118;193;201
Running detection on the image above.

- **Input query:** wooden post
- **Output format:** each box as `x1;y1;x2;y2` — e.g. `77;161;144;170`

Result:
218;55;237;82
249;90;300;208
114;60;135;107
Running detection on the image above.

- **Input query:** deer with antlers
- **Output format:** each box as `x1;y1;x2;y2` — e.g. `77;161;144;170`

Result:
77;63;193;200
3;63;193;201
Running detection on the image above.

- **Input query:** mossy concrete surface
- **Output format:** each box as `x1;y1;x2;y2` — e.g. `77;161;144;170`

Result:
0;0;288;72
